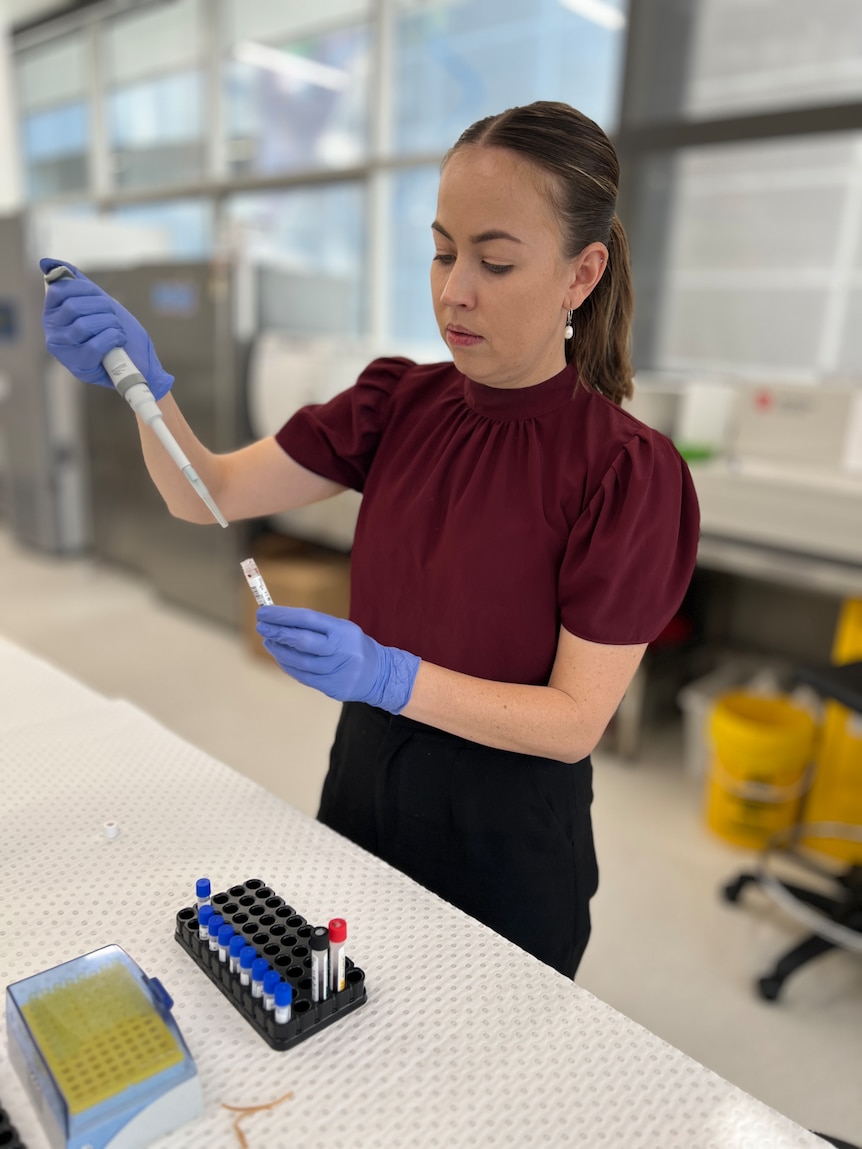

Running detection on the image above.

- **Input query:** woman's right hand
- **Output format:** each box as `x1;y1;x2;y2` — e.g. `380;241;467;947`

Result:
40;257;174;399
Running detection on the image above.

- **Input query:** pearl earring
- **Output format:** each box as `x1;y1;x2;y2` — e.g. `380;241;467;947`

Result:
564;310;574;340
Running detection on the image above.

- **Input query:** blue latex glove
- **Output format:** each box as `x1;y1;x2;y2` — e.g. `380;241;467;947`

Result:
40;257;174;399
256;605;420;714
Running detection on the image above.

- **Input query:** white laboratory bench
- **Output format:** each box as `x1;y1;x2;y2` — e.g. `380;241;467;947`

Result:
0;636;826;1149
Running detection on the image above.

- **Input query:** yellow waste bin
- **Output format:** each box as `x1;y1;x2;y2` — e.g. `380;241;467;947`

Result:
801;599;862;863
705;692;817;849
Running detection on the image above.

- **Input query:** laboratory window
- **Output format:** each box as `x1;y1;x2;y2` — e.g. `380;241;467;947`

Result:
15;32;90;201
226;184;366;337
110;200;215;262
387;165;442;347
221;0;372;177
647;133;862;378
103;0;202;81
624;0;862;124
107;72;206;191
21;102;89;200
390;0;627;155
224;25;371;177
683;0;862;119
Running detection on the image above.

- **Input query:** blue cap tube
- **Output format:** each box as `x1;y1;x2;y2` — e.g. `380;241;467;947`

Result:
263;969;280;1010
217;923;235;962
229;934;245;974
198;903;214;941
207;914;225;951
239;945;256;986
251;957;269;998
274;980;293;1024
195;877;211;907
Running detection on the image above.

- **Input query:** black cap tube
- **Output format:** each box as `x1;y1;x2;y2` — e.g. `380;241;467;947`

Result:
310;926;329;950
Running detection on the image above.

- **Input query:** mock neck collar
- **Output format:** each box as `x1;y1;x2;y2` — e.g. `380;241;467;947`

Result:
463;362;581;420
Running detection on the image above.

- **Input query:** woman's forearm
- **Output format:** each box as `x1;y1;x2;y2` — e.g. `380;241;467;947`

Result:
136;393;225;523
136;395;347;525
401;635;646;762
401;662;602;763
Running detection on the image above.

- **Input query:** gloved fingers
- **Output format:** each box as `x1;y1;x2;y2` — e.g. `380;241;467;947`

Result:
43;318;125;386
43;287;116;319
40;256;88;279
261;639;348;677
42;271;106;301
46;313;126;363
255;606;351;656
257;621;334;656
56;310;125;348
256;604;337;632
43;277;120;328
44;302;124;347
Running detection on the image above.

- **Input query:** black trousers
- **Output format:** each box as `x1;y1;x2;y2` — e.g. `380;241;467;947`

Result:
317;702;599;978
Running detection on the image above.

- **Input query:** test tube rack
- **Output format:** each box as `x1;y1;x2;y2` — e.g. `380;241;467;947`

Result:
174;879;366;1052
0;1102;25;1149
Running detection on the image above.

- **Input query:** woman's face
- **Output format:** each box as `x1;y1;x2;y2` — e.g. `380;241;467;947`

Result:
431;145;600;390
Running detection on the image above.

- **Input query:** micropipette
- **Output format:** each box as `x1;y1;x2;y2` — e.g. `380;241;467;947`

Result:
43;264;229;528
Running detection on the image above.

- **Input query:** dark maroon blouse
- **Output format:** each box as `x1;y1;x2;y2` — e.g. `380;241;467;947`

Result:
276;358;700;687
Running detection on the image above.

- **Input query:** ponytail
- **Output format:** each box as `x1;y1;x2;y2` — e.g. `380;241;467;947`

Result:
567;215;634;406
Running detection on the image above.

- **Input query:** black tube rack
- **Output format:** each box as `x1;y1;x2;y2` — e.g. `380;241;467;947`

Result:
0;1102;26;1149
174;878;366;1052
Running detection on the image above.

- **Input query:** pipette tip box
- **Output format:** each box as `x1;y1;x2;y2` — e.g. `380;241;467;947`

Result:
6;945;203;1149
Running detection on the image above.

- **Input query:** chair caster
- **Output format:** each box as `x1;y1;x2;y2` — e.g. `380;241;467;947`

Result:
722;875;749;903
757;974;782;1001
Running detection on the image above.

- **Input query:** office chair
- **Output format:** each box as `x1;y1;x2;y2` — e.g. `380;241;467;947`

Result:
721;660;862;1002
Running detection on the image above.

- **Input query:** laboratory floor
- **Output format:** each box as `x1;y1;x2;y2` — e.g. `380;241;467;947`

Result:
1;524;861;1145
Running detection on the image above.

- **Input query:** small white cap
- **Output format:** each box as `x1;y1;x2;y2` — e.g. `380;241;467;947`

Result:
104;820;120;841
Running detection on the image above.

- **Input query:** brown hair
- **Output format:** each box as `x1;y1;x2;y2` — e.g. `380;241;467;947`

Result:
445;101;634;405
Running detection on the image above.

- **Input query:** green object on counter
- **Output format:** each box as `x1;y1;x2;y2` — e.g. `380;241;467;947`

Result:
675;442;716;463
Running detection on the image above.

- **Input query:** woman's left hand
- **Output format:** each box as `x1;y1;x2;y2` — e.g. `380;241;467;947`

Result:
256;605;420;714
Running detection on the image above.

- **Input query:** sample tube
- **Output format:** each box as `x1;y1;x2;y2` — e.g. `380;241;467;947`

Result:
251;958;269;999
195;878;211;908
198;904;214;942
274;981;293;1025
207;914;225;953
329;918;347;993
240;558;274;606
218;923;235;964
229;934;245;974
263;970;280;1011
239;945;256;987
310;926;330;1003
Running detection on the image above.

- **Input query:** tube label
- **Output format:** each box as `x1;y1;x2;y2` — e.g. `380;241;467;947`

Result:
240;558;274;606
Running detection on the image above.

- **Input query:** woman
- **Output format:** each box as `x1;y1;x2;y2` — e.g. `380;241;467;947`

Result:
42;101;699;978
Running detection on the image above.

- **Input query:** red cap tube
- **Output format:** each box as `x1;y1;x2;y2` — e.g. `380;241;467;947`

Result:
329;917;347;944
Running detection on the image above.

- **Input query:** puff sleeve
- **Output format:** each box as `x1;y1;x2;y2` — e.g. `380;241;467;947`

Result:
559;430;700;646
275;357;414;491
